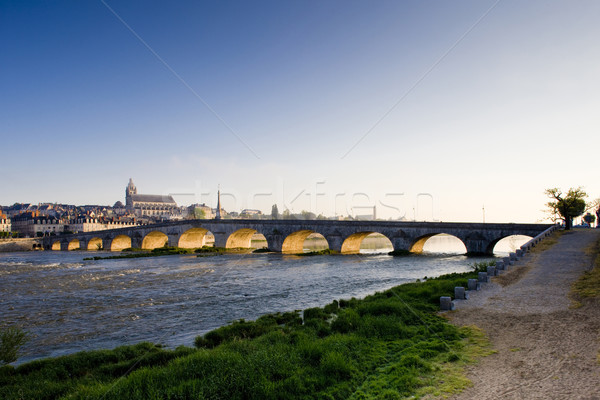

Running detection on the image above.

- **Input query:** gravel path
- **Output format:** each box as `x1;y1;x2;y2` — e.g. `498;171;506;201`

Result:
447;229;600;400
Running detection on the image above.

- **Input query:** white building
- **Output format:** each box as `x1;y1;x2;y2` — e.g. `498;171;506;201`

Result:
0;217;10;233
65;217;138;233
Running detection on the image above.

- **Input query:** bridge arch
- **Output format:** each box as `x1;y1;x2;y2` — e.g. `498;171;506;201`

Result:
340;232;393;254
410;233;467;254
142;231;168;250
225;228;269;249
489;234;533;255
51;240;61;251
282;230;329;253
179;228;211;249
87;237;103;251
67;239;80;251
111;235;132;251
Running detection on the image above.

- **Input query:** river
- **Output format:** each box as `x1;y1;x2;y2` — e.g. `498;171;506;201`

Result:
0;235;526;364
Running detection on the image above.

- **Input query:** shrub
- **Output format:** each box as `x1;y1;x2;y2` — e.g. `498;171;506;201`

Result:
470;260;496;273
0;326;29;365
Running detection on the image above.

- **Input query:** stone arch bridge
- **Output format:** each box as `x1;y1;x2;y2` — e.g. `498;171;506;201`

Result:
42;220;552;256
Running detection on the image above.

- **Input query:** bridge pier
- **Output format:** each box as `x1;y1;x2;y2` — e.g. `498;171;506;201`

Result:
463;239;494;256
167;235;179;247
131;236;143;249
390;237;412;253
78;239;88;251
212;231;228;248
264;233;283;252
324;234;343;252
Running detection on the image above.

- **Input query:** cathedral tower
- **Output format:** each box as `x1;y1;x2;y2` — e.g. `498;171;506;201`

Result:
125;178;137;208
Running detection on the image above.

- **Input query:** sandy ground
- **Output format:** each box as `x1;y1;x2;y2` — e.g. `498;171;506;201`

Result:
447;229;600;400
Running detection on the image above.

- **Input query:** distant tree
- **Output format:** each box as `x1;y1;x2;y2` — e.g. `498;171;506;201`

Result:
301;210;316;220
113;201;124;208
194;208;206;219
545;187;587;230
282;209;291;219
271;204;279;220
583;213;596;227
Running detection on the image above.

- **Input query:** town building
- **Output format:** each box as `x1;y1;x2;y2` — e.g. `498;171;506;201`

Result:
11;212;64;237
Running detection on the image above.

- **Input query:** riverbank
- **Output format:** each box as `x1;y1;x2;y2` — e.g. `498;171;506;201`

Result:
446;229;600;399
0;238;41;252
1;266;492;399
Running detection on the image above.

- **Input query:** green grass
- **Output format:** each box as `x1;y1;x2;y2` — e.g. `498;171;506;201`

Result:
83;246;252;261
295;249;340;256
83;246;196;260
0;343;194;400
1;270;492;399
571;235;600;302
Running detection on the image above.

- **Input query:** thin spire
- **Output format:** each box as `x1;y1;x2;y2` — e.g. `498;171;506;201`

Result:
216;186;222;220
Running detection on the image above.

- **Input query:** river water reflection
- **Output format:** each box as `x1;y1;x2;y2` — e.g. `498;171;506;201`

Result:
0;235;523;364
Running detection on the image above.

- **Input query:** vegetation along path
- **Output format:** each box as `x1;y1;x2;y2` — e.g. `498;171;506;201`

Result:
447;229;600;399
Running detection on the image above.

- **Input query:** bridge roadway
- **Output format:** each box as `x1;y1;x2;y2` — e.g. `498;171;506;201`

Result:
42;219;552;255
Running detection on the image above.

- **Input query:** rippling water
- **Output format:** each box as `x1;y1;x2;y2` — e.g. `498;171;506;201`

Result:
0;234;522;364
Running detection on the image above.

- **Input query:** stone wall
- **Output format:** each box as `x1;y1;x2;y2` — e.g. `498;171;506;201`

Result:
0;238;43;252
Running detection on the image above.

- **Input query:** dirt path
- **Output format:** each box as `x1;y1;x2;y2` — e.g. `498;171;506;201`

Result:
448;229;600;400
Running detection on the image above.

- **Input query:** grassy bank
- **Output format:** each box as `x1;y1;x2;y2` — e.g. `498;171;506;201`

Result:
0;269;492;399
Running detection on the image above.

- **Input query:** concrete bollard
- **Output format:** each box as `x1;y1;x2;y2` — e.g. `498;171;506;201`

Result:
496;260;505;270
478;271;488;282
503;256;513;266
467;278;480;291
454;286;469;300
509;252;518;262
516;249;524;258
440;296;455;311
487;265;496;277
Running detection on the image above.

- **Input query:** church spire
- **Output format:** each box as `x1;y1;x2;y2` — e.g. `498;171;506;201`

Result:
215;186;222;220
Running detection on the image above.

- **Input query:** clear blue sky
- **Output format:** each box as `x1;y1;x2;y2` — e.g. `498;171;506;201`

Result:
2;0;599;222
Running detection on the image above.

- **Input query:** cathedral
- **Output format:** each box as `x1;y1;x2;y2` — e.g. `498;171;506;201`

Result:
125;179;179;218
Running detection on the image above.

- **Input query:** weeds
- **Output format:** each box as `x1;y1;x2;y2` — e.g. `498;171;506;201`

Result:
470;260;496;273
571;236;600;302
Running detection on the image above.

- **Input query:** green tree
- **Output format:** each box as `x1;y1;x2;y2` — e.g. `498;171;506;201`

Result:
271;204;279;220
0;326;29;365
545;187;587;230
301;210;316;220
583;212;596;227
194;208;206;219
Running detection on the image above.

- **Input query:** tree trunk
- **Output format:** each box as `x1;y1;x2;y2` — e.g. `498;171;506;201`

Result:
565;216;572;230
